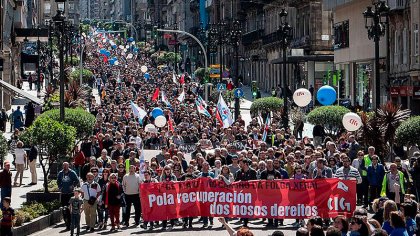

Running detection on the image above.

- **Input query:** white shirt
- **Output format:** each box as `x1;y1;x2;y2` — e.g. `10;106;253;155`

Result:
81;182;101;200
15;148;26;165
122;173;141;195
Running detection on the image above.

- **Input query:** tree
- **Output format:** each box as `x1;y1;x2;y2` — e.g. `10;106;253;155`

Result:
396;116;420;147
26;117;76;193
306;106;350;138
69;68;93;83
64;56;80;66
38;108;95;140
357;102;410;161
250;97;284;118
0;131;8;165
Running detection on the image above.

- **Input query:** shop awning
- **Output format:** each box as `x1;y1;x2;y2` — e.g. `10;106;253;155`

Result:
0;80;43;104
271;54;334;64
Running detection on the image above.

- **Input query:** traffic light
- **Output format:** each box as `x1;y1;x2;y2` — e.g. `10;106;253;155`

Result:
152;26;158;39
251;81;258;99
327;69;331;81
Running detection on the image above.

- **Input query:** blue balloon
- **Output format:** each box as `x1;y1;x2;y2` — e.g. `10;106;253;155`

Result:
111;44;117;49
99;48;106;54
127;37;134;42
105;51;111;57
144;73;150;79
133;48;139;53
316;85;337;106
152;108;164;118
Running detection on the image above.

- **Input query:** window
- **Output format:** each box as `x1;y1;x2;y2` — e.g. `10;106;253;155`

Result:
403;27;408;65
414;24;419;63
333;20;349;49
394;30;399;65
44;2;51;14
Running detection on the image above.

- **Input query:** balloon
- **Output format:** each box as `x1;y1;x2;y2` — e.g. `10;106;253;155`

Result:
293;88;312;107
119;45;124;50
126;45;130;49
141;66;148;73
154;115;167;128
144;73;150;79
127;53;133;59
111;44;117;49
342;112;362;131
123;48;128;53
316;85;337;106
145;124;157;133
151;108;163;118
104;51;111;57
109;60;115;65
127;37;134;42
102;39;106;43
133;48;139;53
114;61;119;66
131;41;136;45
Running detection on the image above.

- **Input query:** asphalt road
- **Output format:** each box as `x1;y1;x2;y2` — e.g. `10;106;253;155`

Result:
31;217;305;236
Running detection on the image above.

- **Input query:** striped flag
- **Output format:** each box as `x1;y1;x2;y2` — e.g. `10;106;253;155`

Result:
161;91;174;111
195;99;211;117
172;73;178;84
168;114;175;131
197;95;207;108
130;101;147;124
262;115;271;142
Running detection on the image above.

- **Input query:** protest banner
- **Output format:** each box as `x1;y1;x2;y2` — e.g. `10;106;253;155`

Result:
140;178;356;221
178;143;196;153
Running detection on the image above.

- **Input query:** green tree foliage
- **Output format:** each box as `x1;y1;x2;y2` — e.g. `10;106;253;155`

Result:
0;131;8;161
64;56;80;66
69;68;93;83
306;106;350;137
26;117;76;193
38;108;95;140
250;97;284;117
396;116;420;146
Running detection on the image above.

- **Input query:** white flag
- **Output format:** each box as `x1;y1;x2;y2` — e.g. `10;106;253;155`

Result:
177;90;185;102
217;94;233;128
172;73;178;84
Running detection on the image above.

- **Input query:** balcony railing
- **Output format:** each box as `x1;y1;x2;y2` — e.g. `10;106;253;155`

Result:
262;31;279;46
290;35;311;48
388;0;408;10
242;29;264;46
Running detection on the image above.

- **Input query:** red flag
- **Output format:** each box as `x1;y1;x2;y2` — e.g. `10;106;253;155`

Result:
179;74;185;84
152;87;160;101
103;56;108;63
216;109;223;126
168;114;174;132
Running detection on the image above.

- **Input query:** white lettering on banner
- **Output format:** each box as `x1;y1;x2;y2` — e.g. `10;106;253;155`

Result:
328;197;351;211
178;144;196;153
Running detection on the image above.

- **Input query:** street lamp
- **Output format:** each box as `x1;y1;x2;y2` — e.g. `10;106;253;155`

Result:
53;0;67;122
278;9;293;129
229;20;241;121
363;0;389;109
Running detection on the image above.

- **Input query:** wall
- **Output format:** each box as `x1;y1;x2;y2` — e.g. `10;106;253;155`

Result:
334;0;386;64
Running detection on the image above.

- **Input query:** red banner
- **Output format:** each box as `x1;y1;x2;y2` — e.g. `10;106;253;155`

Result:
140;178;356;221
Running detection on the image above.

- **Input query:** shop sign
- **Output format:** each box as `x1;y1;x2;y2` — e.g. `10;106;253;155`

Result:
413;87;420;99
390;87;399;97
400;86;408;96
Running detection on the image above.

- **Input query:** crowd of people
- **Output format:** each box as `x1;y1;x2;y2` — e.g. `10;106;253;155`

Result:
2;29;420;236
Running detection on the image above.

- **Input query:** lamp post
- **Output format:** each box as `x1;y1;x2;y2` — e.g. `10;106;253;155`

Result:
278;9;293;129
217;21;227;83
363;0;389;109
52;0;67;122
229;20;241;121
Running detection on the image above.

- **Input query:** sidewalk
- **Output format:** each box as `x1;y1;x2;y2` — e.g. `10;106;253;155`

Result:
3;81;47;209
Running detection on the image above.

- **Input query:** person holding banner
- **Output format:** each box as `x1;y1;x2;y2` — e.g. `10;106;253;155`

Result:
158;165;177;230
198;162;215;228
140;170;158;230
235;159;257;227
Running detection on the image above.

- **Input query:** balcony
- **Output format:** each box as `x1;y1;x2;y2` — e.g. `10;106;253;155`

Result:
388;0;408;11
290;35;311;49
240;0;263;9
242;29;264;46
262;31;279;46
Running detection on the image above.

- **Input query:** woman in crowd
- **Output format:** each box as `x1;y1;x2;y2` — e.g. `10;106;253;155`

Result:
103;173;122;231
389;211;409;236
97;168;110;229
13;141;26;186
383;200;398;235
159;165;177;230
333;216;349;236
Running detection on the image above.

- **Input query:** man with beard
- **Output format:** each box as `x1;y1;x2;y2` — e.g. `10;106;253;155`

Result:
235;159;257;227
